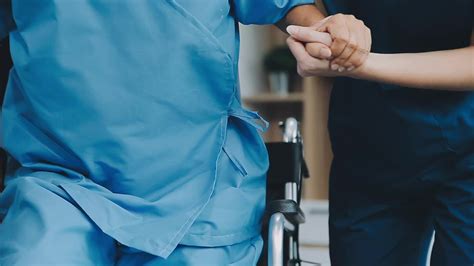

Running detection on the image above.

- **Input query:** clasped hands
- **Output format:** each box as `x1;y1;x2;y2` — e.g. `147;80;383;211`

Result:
286;14;372;78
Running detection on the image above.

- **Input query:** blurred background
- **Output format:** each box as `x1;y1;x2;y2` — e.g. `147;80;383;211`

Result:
239;22;333;264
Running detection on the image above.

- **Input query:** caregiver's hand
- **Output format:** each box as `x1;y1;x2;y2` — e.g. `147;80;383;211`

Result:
288;14;372;72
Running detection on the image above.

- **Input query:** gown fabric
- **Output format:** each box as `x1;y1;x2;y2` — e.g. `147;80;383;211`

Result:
0;0;313;263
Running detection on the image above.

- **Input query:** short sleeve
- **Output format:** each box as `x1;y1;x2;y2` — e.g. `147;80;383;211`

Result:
0;1;14;40
233;0;315;25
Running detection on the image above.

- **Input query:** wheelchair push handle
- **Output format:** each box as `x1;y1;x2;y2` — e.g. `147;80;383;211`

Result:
279;118;301;144
280;117;305;203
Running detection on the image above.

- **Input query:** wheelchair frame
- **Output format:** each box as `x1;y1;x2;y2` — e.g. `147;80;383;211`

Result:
260;118;319;266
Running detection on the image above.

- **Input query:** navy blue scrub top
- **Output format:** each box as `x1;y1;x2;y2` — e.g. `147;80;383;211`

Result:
322;0;474;180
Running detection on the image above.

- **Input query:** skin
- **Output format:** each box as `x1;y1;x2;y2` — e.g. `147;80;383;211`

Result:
287;27;474;90
278;6;371;70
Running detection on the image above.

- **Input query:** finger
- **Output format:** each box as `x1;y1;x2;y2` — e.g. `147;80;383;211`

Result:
310;16;333;30
286;37;314;62
343;23;371;69
335;22;364;69
365;27;372;55
286;25;332;46
319;20;350;59
331;28;357;71
287;37;330;76
342;46;367;70
305;42;332;59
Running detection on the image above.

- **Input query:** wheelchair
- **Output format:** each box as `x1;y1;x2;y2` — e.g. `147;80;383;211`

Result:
259;118;320;266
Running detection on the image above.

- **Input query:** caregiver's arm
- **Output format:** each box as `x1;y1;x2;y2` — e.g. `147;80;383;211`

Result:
289;26;474;90
353;46;474;90
276;5;333;57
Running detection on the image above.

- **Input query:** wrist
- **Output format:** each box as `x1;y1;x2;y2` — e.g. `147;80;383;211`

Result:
284;5;326;28
349;53;380;80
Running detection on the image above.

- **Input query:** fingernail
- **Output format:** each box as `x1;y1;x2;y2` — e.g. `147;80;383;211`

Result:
347;66;355;71
286;26;298;35
338;67;346;72
321;48;331;58
331;64;339;71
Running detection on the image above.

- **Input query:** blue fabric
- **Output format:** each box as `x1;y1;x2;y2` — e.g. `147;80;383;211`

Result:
324;0;474;179
0;0;311;261
0;176;118;265
233;0;315;25
329;155;474;266
323;0;474;265
0;136;264;264
0;121;267;265
116;236;263;266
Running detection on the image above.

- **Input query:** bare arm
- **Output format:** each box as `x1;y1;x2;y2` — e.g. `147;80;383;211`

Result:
353;46;474;90
289;27;474;90
277;4;326;30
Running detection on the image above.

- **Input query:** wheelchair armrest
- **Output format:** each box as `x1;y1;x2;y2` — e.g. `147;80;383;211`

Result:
266;199;305;225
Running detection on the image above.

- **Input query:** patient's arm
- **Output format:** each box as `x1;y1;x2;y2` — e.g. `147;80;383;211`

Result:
277;5;326;30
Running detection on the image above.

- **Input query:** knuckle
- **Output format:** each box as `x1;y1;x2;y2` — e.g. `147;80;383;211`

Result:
333;14;345;23
348;42;358;50
286;37;295;47
297;66;307;77
298;62;308;72
335;36;350;45
353;56;365;66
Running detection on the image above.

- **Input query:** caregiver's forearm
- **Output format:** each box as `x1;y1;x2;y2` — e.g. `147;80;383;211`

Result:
277;4;326;31
354;47;474;90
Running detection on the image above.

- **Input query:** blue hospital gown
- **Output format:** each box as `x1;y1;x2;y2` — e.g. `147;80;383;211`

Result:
0;0;313;262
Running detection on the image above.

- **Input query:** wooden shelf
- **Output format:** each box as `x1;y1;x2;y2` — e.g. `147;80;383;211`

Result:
243;92;304;104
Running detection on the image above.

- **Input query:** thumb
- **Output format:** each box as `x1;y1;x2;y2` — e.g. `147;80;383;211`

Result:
305;42;332;59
